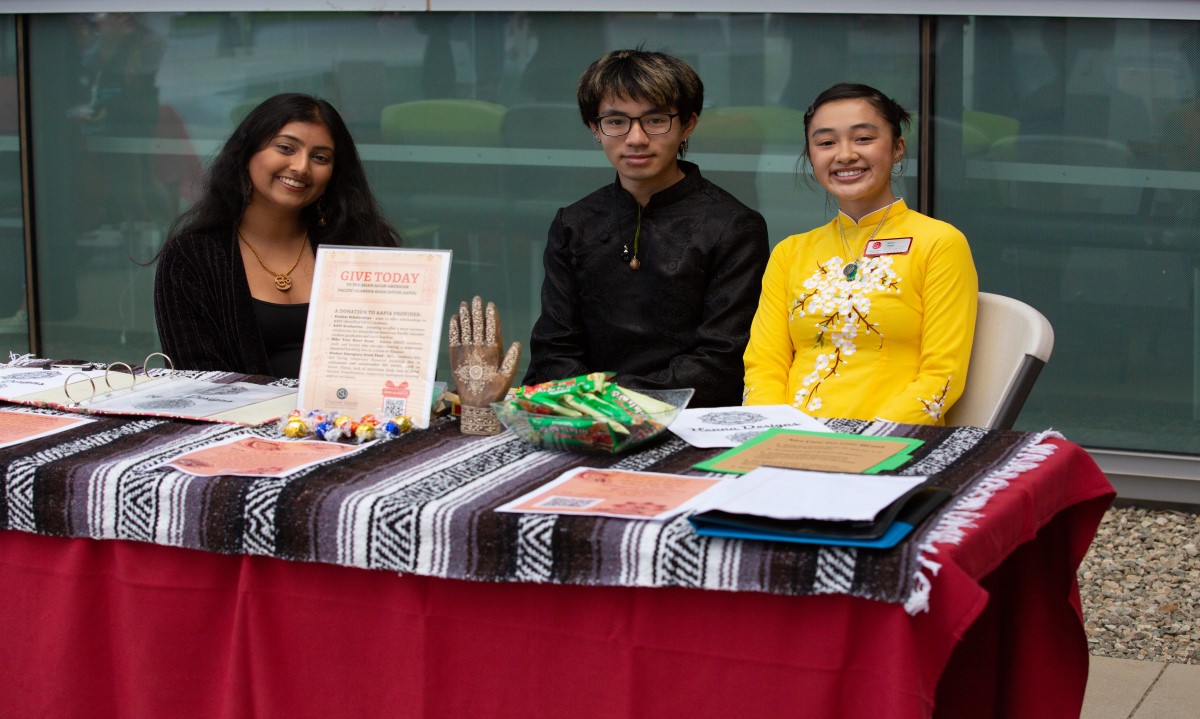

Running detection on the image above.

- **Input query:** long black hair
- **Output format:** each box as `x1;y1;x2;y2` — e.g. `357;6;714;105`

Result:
168;93;400;248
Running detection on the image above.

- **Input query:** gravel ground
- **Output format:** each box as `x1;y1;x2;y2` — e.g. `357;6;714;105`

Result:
1079;504;1199;664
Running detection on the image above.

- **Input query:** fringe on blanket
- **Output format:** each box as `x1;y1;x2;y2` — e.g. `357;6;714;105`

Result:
903;429;1066;615
5;353;39;366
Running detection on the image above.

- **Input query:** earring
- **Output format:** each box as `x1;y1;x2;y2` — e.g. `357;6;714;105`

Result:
317;197;328;227
892;158;907;177
679;138;690;157
593;135;601;145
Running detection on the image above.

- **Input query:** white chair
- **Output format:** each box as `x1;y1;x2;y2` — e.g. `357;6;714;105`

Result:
945;293;1054;430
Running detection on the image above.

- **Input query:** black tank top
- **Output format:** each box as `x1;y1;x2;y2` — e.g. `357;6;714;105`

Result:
252;299;309;378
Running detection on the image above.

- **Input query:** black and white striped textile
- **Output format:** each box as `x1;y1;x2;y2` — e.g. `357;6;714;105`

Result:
0;388;1054;613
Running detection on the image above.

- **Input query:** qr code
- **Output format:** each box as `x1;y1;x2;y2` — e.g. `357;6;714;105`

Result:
534;496;603;510
383;397;407;416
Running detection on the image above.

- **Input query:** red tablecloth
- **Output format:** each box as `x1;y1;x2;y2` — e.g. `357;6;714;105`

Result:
0;438;1111;719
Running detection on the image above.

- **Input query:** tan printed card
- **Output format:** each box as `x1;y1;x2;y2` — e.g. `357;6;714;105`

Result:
0;410;95;449
694;429;923;475
162;436;369;478
496;467;723;521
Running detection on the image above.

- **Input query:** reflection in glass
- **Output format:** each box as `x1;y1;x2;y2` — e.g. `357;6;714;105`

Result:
935;16;1200;453
14;9;1200;456
25;11;919;383
0;15;28;351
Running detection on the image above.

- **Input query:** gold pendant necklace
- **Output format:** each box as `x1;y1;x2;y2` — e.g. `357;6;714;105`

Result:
239;230;307;292
837;200;898;281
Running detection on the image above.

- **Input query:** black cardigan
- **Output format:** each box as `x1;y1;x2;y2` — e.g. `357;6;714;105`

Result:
154;227;393;375
154;227;282;375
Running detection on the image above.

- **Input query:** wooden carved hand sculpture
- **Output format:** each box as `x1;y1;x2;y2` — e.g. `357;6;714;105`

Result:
449;296;521;435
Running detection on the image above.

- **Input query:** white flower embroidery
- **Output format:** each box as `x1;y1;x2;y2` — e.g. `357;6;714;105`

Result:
789;254;901;411
919;377;952;421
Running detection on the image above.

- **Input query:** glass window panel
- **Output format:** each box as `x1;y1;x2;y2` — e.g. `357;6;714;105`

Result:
26;11;918;384
934;16;1200;453
0;15;28;351
29;14;169;362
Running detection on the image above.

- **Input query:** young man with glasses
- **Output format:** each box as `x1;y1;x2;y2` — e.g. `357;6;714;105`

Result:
523;49;769;407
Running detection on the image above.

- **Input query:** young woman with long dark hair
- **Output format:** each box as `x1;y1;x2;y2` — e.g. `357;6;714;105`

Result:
154;93;400;377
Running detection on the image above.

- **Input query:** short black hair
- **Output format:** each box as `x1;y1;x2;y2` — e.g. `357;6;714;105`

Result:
576;49;704;129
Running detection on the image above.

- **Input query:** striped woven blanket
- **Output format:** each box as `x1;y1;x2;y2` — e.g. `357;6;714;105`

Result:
0;373;1056;614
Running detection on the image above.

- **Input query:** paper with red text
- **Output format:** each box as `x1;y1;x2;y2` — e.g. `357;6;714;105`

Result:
298;246;451;428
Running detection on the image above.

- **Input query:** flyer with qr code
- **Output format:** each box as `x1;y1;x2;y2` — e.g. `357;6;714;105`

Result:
161;436;370;478
298;246;452;429
495;467;725;521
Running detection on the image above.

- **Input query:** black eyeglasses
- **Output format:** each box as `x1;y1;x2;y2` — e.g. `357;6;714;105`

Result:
594;112;680;137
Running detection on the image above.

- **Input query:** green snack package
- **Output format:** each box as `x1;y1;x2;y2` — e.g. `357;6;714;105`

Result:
527;414;621;452
616;387;674;414
598;384;650;415
504;377;677;453
569;392;637;425
561;395;630;435
513;391;582;417
524;372;612;400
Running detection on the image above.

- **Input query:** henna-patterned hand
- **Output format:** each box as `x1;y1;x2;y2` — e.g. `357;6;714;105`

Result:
449;296;521;433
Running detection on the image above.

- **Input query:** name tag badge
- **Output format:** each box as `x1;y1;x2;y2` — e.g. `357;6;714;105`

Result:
863;237;913;257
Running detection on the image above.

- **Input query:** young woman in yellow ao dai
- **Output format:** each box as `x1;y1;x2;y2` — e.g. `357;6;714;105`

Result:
743;84;977;425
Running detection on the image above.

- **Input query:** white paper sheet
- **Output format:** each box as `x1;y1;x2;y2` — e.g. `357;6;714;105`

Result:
0;366;107;399
87;379;294;416
691;466;926;522
669;404;831;448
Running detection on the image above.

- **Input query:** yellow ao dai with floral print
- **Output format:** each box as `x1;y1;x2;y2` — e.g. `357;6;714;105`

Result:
743;200;978;425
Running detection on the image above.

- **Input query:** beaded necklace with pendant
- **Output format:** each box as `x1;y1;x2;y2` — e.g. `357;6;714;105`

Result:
837;200;898;281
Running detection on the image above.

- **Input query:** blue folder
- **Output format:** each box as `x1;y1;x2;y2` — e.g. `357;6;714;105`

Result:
688;484;952;550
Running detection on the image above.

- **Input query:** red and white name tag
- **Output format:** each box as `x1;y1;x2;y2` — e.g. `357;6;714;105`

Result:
863;237;913;256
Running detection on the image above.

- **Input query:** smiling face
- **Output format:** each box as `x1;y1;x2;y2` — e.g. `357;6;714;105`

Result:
246;120;334;215
591;94;696;204
806;98;905;220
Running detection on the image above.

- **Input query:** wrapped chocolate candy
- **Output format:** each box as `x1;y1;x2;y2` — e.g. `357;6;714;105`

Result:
383;416;414;437
281;410;311;438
